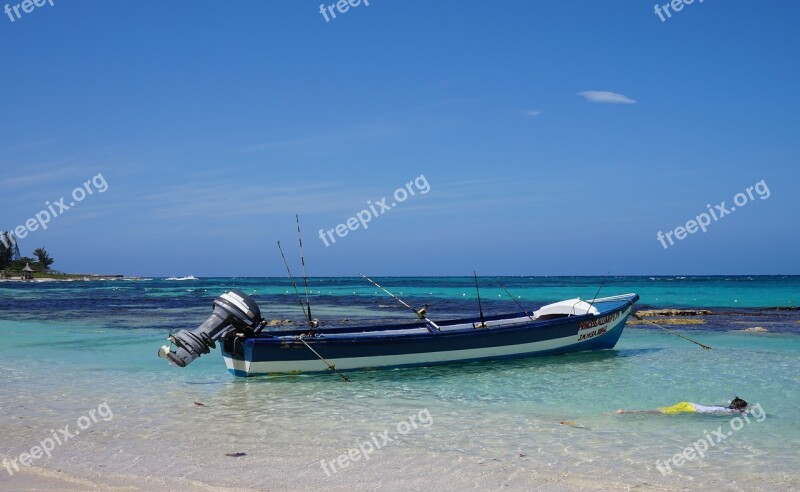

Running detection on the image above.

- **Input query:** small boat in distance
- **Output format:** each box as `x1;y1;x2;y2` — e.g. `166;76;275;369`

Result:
157;289;639;377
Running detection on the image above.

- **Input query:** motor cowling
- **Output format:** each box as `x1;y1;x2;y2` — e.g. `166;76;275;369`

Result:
158;290;262;367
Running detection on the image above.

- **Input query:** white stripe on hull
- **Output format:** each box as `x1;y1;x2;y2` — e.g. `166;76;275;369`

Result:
224;308;630;376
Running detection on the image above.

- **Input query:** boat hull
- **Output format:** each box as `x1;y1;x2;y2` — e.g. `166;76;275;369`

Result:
222;295;638;377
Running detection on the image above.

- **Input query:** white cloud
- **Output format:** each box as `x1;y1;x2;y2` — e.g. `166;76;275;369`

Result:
0;165;78;189
524;110;543;118
577;91;637;105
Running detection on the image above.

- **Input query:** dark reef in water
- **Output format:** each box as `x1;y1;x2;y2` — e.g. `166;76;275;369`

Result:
635;309;713;316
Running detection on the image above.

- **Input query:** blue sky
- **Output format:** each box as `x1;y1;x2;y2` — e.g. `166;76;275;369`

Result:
1;1;798;276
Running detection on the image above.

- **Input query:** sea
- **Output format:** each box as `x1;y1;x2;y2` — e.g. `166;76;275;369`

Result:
1;276;798;491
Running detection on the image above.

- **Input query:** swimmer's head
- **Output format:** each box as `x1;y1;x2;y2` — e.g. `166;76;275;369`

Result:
729;396;748;411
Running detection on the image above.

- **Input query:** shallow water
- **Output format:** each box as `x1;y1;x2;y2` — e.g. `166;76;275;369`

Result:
1;277;798;490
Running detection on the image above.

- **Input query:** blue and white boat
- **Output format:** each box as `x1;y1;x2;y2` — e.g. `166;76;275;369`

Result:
158;290;639;377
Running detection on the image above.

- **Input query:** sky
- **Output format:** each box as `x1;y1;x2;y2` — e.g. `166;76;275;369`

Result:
1;1;798;277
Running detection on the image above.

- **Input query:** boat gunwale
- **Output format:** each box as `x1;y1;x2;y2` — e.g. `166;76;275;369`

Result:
247;294;639;345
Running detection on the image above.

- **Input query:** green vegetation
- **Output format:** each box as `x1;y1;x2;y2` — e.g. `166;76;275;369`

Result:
0;246;12;270
1;244;56;276
33;247;55;271
30;272;92;280
0;231;18;270
1;243;121;279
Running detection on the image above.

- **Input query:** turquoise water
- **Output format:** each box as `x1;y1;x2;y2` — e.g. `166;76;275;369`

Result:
1;277;798;490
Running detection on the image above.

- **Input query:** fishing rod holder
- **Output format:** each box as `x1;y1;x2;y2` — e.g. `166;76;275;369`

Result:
158;290;262;367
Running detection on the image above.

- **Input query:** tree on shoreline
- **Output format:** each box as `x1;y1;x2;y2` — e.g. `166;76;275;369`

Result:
0;245;12;270
33;247;55;271
0;231;21;269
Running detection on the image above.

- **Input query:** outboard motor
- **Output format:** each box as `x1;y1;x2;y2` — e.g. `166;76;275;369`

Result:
158;290;262;367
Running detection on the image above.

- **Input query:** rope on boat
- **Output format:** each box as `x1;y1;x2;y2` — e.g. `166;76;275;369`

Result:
298;335;350;382
633;313;712;350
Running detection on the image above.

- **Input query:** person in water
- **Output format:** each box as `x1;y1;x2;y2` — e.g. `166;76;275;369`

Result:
616;397;749;415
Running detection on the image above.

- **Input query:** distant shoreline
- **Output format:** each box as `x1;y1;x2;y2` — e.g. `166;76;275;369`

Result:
0;274;127;282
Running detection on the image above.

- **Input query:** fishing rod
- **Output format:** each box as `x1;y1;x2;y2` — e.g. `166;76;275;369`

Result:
277;240;311;324
632;314;712;350
499;284;536;322
473;271;487;328
280;227;337;377
586;273;610;312
295;215;318;330
359;274;441;333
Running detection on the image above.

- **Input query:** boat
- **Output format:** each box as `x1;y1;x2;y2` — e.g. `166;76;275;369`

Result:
157;289;639;377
